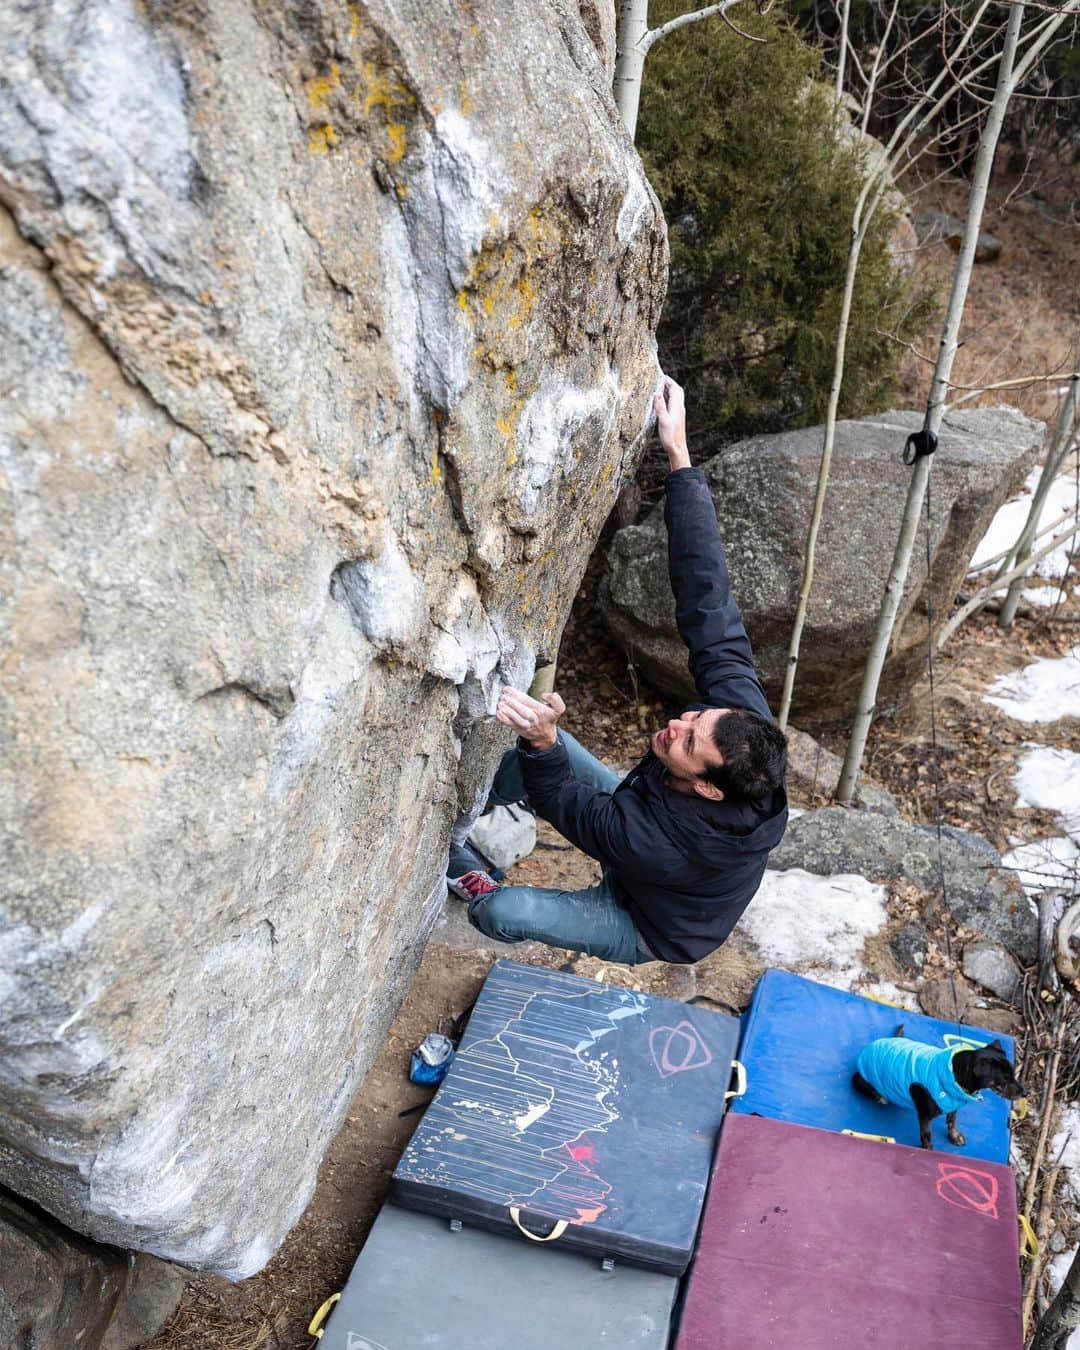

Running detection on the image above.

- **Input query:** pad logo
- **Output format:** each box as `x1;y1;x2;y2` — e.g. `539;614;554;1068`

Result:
346;1334;391;1350
943;1033;990;1052
935;1162;1000;1219
649;1021;713;1077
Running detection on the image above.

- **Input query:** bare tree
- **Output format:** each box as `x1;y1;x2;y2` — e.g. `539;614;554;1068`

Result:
613;0;752;139
779;0;998;727
835;0;1080;803
1030;1207;1080;1348
998;369;1079;627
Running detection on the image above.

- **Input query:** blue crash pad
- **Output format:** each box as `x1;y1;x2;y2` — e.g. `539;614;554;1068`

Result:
392;959;740;1274
732;969;1016;1162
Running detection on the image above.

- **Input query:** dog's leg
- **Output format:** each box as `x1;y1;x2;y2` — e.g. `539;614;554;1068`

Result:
910;1085;940;1150
852;1070;889;1106
894;1023;905;1038
946;1111;966;1147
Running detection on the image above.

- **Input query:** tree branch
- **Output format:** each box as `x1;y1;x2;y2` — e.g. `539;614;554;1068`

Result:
643;0;759;52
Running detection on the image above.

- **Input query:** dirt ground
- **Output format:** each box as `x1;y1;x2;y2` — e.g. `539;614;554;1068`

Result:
146;155;1080;1349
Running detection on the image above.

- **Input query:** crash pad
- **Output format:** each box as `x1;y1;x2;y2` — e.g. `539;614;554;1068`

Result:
317;1204;678;1349
732;969;1016;1161
676;1114;1022;1349
392;959;739;1274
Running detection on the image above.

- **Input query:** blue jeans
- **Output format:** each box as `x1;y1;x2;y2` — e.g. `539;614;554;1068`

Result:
467;732;654;965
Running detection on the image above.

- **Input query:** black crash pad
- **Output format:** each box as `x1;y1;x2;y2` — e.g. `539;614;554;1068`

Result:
392;959;739;1274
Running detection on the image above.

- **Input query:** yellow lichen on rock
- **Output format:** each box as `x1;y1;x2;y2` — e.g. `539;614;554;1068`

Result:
308;125;339;154
358;61;414;164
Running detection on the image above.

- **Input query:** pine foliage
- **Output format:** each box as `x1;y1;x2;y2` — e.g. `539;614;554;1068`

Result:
638;6;935;444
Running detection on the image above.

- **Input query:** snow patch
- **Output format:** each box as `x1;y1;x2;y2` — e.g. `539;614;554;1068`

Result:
1000;836;1080;895
1022;584;1078;607
1051;1104;1080;1193
1046;1249;1080;1348
739;868;891;988
983;645;1080;723
970;469;1080;580
1014;744;1080;839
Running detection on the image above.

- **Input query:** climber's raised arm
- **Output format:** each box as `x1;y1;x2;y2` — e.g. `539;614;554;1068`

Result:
654;377;772;720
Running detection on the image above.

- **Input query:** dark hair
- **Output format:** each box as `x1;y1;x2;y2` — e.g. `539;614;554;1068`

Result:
702;709;787;802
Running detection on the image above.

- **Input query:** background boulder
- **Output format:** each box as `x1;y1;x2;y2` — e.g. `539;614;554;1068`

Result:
771;807;1036;965
0;0;665;1277
599;407;1043;719
0;1189;183;1350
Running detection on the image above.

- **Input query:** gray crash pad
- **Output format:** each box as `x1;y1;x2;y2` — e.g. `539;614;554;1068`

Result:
317;1204;678;1349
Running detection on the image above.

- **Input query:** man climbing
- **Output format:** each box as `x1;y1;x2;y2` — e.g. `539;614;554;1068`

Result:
448;376;788;965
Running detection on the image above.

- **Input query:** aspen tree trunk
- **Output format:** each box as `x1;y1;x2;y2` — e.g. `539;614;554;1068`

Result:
778;217;867;730
998;370;1079;627
614;2;751;139
614;0;650;139
834;0;851;100
1030;1243;1080;1350
835;0;1027;804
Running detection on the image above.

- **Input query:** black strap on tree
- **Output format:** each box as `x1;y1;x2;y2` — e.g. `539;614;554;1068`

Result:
902;427;938;466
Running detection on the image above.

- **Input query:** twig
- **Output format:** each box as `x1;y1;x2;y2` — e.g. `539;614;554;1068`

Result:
1022;1165;1061;1330
1022;1013;1065;1230
937;515;1080;647
968;506;1076;574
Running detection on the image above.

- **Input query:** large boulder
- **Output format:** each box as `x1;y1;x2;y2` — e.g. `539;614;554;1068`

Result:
599;408;1043;718
0;0;666;1277
771;807;1036;965
0;1189;184;1350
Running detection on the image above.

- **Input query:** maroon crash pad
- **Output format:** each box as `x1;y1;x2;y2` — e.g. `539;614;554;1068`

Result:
676;1115;1022;1349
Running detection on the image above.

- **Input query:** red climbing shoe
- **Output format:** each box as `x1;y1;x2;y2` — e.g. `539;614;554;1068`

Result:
447;869;500;903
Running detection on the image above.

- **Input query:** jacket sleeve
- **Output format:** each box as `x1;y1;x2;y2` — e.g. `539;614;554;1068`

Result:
516;736;652;872
665;466;772;718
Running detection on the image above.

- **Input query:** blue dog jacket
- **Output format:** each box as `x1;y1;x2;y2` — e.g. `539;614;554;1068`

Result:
857;1038;980;1115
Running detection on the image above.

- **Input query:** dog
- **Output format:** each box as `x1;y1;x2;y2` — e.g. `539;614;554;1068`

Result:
852;1024;1022;1149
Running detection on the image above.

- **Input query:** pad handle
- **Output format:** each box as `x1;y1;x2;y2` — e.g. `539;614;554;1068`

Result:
724;1059;747;1101
841;1128;896;1144
307;1292;341;1339
510;1207;569;1242
1019;1214;1040;1258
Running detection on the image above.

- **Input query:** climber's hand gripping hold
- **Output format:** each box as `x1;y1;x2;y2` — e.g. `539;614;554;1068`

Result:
496;686;565;752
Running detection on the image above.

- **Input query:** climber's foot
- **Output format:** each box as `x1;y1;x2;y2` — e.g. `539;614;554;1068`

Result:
447;869;500;903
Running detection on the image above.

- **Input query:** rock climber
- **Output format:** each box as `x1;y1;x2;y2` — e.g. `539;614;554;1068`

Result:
447;376;788;965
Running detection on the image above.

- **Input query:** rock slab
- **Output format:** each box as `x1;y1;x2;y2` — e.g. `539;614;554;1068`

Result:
0;1189;184;1350
0;0;666;1276
962;940;1021;1003
599;408;1043;718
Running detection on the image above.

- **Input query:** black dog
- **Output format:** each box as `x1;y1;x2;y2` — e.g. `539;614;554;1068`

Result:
852;1024;1022;1149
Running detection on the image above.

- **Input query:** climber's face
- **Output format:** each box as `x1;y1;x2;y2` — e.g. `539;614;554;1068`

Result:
651;707;730;800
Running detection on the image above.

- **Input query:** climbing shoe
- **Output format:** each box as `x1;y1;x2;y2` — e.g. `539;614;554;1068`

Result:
447;869;500;903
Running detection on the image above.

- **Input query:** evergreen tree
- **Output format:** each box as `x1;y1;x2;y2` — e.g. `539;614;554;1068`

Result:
638;6;934;445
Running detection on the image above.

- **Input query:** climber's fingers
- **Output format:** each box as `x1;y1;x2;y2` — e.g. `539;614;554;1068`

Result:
496;685;563;735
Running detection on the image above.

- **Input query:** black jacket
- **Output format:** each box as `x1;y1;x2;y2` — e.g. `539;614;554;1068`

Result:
519;466;787;964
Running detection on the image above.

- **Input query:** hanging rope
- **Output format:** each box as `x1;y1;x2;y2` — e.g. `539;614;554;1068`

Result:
921;461;963;1036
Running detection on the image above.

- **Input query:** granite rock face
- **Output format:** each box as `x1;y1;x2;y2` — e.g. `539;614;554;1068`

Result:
599;408;1043;718
0;1189;184;1350
0;0;666;1276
